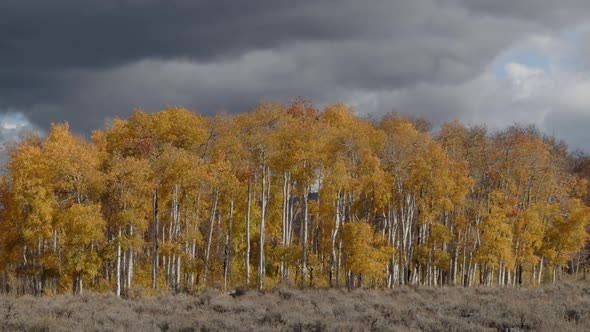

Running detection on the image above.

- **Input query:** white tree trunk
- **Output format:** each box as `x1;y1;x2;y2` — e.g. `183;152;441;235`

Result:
116;227;122;296
126;225;133;292
301;186;309;288
203;189;219;285
246;179;252;286
152;189;159;290
259;165;268;290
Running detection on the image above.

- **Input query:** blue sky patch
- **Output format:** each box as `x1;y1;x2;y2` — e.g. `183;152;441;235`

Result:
494;48;552;79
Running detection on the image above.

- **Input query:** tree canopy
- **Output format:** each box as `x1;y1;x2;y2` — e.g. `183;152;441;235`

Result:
0;101;589;295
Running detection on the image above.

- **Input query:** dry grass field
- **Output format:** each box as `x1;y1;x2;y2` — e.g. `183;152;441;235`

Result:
1;280;590;331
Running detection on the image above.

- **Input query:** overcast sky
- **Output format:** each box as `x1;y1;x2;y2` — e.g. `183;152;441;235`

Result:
1;0;589;151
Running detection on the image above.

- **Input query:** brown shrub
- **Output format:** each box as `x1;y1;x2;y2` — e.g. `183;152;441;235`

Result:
0;281;590;331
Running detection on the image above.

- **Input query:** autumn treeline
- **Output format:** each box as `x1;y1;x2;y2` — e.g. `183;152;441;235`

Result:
0;99;589;296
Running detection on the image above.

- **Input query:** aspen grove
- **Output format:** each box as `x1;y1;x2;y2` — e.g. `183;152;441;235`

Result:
0;99;589;295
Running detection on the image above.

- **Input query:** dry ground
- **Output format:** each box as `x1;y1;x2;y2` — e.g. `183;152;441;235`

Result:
1;280;590;331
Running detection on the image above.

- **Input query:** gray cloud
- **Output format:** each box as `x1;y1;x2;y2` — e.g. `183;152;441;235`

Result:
543;111;590;151
1;0;590;150
454;0;590;23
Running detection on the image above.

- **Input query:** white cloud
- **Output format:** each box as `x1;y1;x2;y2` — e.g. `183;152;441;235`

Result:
500;63;590;150
0;112;40;145
503;63;550;100
1;123;18;130
342;27;590;151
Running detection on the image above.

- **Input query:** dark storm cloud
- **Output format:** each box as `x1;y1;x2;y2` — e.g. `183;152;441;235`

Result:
1;0;590;150
0;0;390;69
